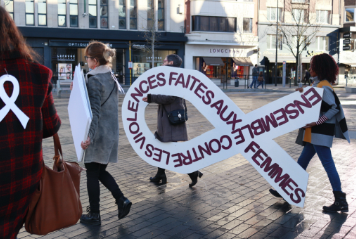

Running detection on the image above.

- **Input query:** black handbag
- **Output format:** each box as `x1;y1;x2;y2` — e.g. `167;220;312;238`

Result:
162;100;188;125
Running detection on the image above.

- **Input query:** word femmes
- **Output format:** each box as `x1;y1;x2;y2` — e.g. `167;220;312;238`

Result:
245;141;305;204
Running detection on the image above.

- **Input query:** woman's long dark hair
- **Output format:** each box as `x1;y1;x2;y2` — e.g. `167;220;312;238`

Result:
310;53;339;84
0;6;36;61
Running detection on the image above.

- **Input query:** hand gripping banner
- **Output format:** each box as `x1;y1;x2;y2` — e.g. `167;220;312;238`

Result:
122;66;323;207
0;74;29;129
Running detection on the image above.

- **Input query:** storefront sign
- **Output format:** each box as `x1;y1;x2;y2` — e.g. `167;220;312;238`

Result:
132;44;146;49
57;54;76;62
343;45;351;51
306;50;324;57
146;56;163;62
344;39;351;44
122;67;324;207
49;40;113;48
209;48;242;55
344;32;351;38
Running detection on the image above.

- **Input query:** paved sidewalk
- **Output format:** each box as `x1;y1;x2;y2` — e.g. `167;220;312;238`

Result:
18;91;356;239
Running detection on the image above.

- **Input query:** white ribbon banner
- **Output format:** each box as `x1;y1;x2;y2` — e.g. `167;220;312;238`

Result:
122;66;324;207
0;74;29;129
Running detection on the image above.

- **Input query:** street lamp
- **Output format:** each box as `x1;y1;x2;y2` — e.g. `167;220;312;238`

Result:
274;0;279;86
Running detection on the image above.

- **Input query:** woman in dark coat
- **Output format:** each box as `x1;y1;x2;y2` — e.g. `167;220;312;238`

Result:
143;54;203;187
0;7;61;239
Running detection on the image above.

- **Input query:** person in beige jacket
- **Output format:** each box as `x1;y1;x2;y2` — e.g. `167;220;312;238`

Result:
142;54;203;187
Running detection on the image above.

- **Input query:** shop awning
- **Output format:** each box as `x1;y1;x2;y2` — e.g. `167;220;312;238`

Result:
232;57;253;66
203;57;225;66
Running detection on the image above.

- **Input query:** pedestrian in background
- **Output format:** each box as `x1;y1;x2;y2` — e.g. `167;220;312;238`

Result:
304;69;311;86
249;64;259;89
256;71;264;88
270;53;350;213
0;7;61;238
79;41;131;226
142;54;203;187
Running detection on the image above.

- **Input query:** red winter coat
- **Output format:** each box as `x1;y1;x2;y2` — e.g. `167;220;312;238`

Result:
0;51;61;239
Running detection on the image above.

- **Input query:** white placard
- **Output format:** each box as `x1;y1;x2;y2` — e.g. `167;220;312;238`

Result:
68;64;92;162
122;66;324;207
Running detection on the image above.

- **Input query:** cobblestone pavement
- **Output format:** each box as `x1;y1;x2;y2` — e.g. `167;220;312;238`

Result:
18;89;356;239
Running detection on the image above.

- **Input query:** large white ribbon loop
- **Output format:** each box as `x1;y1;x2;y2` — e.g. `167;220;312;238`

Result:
0;74;29;129
122;66;324;207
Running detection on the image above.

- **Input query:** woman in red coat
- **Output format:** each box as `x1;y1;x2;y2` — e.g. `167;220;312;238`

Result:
0;7;61;239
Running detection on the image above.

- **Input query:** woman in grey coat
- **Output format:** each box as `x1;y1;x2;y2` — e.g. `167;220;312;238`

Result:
79;41;131;225
143;54;203;187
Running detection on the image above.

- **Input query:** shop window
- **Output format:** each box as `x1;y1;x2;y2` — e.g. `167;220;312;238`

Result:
267;8;282;22
316;10;331;24
292;9;308;23
292;35;308;50
119;0;126;29
5;0;14;19
243;18;252;33
192;16;236;32
130;0;137;29
100;0;108;28
38;0;47;26
231;63;245;78
345;8;355;22
25;0;35;26
267;34;283;50
317;36;329;51
89;0;97;28
147;0;154;29
198;58;232;83
70;0;78;27
58;0;66;27
158;0;164;30
131;49;176;79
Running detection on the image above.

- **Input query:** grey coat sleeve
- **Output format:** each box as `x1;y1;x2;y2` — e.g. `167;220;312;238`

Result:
322;86;339;120
149;94;176;104
87;76;103;142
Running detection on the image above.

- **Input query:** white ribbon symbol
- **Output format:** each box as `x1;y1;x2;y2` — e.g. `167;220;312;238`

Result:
0;74;29;129
122;67;324;207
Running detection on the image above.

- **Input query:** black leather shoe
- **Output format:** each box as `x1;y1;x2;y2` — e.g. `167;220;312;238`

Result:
80;207;101;226
323;191;348;213
188;171;203;187
269;189;282;198
117;197;132;220
150;168;167;184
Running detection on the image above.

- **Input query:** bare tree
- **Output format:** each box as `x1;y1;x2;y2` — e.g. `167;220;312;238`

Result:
277;0;321;85
140;0;161;68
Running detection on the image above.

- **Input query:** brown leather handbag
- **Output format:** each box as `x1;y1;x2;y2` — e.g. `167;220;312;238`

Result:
25;133;83;235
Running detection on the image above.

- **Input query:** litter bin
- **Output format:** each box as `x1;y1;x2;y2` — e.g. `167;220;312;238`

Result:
235;79;239;87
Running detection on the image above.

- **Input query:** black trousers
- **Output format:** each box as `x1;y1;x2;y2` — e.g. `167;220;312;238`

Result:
85;162;124;213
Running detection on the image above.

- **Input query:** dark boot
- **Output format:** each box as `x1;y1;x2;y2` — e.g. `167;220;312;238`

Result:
323;191;348;213
188;171;203;187
150;167;167;184
80;206;101;226
117;197;132;220
269;189;282;198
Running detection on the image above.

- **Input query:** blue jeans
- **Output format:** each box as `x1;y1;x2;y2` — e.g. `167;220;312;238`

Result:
250;76;258;88
256;80;264;88
297;143;341;191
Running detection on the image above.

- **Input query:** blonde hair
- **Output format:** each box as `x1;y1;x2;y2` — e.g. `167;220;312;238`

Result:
85;41;115;67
